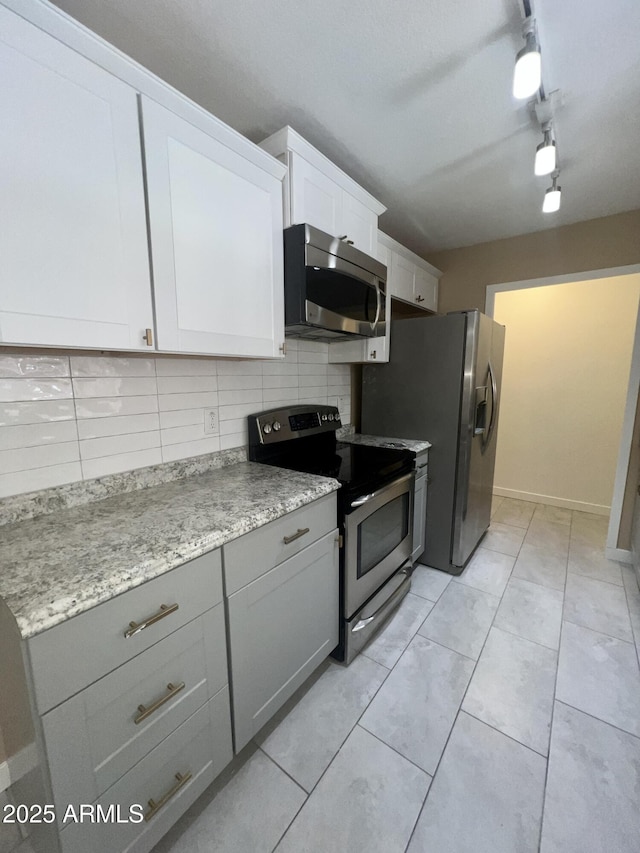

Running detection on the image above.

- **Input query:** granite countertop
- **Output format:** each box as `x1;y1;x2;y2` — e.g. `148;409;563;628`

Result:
0;463;340;640
343;433;432;454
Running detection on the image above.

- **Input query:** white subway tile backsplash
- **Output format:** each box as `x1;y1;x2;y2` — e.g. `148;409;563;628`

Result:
0;354;70;378
0;462;83;499
70;356;156;377
155;358;217;376
158;391;219;412
74;396;159;419
159;409;203;429
0;400;75;427
156;375;218;395
0;441;80;475
81;448;163;480
72;377;157;399
161;437;220;463
76;413;160;440
79;430;161;461
0;343;351;499
0;378;73;402
0;421;78;451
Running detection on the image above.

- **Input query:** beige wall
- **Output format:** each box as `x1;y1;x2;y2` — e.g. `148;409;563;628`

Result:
492;275;640;512
428;210;640;314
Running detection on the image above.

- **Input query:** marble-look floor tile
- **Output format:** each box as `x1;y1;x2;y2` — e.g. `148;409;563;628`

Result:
462;627;557;755
276;726;430;853
622;564;640;655
362;592;434;669
512;542;567;592
492;497;537;528
564;572;632;642
490;495;504;519
495;577;563;650
570;511;610;548
0;790;23;853
410;564;452;602
360;635;474;774
256;655;388;792
567;540;623;586
533;503;572;526
153;745;306;853
524;517;570;553
482;522;526;557
408;711;546;853
456;548;515;598
418;581;500;660
556;620;640;737
540;701;640;853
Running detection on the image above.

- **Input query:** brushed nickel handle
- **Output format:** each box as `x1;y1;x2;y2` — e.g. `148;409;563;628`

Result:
143;327;154;346
144;771;192;822
124;603;179;639
283;527;310;544
415;295;425;303
134;682;185;725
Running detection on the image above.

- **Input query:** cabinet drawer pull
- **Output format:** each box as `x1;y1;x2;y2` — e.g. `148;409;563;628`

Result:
282;527;310;545
124;603;179;638
134;681;186;725
144;771;192;822
415;294;425;303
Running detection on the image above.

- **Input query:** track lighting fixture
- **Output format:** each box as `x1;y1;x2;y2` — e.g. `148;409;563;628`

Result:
513;17;541;99
534;124;556;176
542;174;561;213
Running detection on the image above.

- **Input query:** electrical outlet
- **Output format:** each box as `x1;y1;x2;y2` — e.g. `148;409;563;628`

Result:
204;408;219;435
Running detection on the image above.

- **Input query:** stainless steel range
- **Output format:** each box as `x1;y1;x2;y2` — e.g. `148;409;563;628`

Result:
248;405;415;663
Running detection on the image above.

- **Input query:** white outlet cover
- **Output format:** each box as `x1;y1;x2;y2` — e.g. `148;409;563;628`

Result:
204;408;219;435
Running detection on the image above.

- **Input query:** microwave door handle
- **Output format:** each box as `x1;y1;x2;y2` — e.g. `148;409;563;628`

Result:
372;285;382;333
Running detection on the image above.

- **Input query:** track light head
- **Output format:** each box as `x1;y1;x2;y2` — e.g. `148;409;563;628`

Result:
513;18;541;99
542;174;562;213
534;128;557;176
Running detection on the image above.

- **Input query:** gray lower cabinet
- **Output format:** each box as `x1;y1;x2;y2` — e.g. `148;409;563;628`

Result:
223;494;339;751
412;453;429;563
25;548;233;853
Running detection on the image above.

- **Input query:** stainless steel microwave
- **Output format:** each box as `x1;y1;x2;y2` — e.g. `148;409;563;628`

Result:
283;224;386;340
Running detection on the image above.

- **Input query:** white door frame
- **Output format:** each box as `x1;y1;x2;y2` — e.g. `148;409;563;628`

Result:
485;263;640;563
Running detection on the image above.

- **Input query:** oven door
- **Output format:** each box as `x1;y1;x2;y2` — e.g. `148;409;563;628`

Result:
343;471;414;619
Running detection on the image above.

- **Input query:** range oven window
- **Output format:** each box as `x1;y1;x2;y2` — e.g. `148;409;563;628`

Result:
356;493;410;579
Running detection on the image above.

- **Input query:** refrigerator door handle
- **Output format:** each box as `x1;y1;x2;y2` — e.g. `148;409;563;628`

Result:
474;385;488;436
484;360;498;450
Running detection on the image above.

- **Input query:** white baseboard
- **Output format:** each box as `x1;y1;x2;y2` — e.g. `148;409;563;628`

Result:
493;487;610;516
605;547;633;565
0;742;38;794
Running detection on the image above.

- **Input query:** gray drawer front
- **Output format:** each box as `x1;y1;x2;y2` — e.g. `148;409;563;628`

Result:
224;493;336;594
43;604;227;815
29;548;223;713
59;689;232;853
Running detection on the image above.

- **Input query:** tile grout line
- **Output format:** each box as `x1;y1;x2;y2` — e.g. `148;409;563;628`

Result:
553;697;640;741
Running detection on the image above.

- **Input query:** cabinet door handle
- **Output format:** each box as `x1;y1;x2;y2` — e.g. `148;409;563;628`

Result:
283;527;310;544
124;603;179;638
134;682;185;725
338;235;355;245
415;295;425;303
143;327;154;346
144;771;192;822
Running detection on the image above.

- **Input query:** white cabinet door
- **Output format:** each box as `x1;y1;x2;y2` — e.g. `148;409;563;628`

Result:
142;97;284;357
0;7;153;350
341;191;377;255
414;267;439;312
289;152;342;236
389;252;416;305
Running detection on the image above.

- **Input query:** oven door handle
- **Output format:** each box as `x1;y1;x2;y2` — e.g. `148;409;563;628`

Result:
351;569;411;632
349;471;414;510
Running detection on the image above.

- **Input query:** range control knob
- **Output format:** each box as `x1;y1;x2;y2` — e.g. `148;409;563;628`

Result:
321;414;328;421
262;423;272;435
272;421;281;431
327;413;334;421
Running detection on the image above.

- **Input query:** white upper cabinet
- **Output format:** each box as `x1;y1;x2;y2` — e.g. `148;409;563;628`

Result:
0;6;153;351
260;127;385;256
142;98;284;357
379;231;441;313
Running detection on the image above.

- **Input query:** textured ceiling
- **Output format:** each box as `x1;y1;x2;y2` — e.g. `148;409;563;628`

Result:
51;0;640;256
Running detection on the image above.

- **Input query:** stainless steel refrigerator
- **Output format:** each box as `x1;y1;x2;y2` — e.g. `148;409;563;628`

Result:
361;310;505;574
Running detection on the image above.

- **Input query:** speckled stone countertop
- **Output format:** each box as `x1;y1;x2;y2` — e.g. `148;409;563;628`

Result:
0;463;340;640
343;434;431;454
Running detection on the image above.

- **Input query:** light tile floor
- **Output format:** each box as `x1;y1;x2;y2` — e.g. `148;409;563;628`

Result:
2;500;637;853
149;497;640;853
